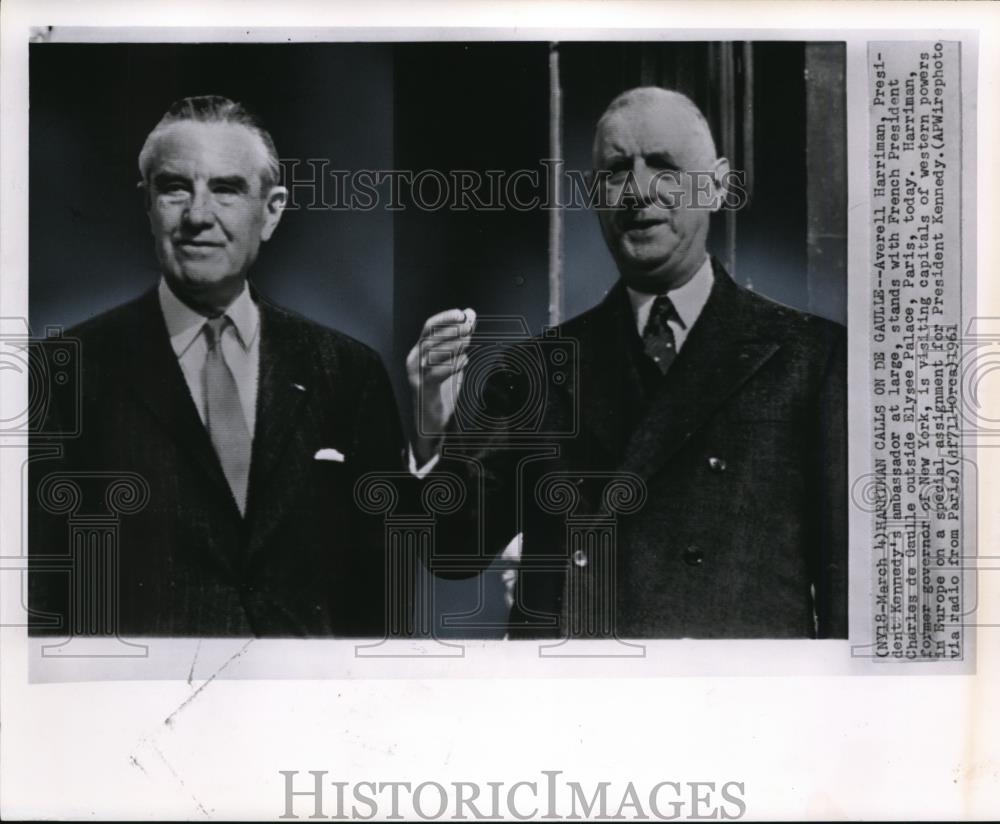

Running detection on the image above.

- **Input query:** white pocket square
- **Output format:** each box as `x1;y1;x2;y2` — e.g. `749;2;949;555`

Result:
314;448;346;462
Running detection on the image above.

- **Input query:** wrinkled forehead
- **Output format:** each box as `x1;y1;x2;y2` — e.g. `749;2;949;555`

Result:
593;98;716;169
146;121;270;185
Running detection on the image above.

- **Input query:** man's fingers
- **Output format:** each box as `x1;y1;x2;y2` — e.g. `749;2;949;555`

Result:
423;321;474;342
420;355;468;383
408;308;476;388
419;338;472;374
421;308;467;332
420;335;472;357
420;307;477;340
406;340;468;376
421;354;469;380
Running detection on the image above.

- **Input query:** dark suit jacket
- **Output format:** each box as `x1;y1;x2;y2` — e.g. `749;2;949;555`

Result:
430;260;847;639
29;287;405;637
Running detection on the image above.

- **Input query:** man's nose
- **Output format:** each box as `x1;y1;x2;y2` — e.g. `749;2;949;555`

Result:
619;160;656;209
182;189;216;228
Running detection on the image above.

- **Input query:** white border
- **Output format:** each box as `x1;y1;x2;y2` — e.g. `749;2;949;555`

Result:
3;2;999;819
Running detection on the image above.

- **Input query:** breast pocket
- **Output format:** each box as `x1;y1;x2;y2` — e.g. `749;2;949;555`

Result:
310;454;353;491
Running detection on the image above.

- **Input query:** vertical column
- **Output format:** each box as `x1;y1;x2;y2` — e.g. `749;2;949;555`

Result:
548;41;564;328
719;42;738;279
353;472;466;657
36;472;149;657
805;43;848;321
535;472;647;657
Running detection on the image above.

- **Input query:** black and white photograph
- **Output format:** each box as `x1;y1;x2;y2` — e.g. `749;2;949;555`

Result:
26;39;848;643
1;1;996;820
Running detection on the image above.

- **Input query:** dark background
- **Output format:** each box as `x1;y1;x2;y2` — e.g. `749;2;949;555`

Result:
30;43;396;368
30;41;846;637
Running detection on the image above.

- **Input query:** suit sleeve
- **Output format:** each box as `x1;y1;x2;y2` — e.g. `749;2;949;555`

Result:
813;327;849;638
419;362;523;579
349;351;406;476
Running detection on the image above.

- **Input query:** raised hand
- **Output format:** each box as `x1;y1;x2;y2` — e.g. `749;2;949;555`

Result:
406;307;477;464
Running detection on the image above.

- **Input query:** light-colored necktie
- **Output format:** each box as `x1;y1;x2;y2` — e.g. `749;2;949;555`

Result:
203;316;252;514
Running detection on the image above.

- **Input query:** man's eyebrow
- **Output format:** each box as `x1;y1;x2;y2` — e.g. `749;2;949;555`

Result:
151;171;190;188
644;151;681;169
209;175;250;192
597;150;629;167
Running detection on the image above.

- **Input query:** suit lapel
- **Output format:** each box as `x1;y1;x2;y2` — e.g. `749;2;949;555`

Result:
244;300;313;517
120;290;235;506
562;283;646;463
621;260;782;479
120;291;315;521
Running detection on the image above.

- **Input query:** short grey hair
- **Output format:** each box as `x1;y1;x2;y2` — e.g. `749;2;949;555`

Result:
137;95;281;191
595;86;718;162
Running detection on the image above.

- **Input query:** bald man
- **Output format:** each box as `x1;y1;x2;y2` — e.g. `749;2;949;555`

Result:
410;87;847;639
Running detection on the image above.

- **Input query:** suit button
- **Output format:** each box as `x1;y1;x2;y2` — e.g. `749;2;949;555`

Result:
707;456;727;472
572;549;588;568
683;546;703;567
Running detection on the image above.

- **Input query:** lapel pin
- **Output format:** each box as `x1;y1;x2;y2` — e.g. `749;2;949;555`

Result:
291;382;307;392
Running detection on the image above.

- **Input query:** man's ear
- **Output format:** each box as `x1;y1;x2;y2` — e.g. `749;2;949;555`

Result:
260;185;288;241
138;180;155;236
708;157;731;213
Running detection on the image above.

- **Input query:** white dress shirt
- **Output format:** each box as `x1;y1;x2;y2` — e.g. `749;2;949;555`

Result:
157;278;261;436
626;254;714;350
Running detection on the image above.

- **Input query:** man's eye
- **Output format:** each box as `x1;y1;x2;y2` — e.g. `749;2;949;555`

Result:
654;169;684;185
212;187;242;202
157;184;190;199
603;168;631;186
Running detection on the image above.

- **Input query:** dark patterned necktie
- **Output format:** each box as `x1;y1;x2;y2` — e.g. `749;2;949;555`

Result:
641;295;680;375
203;316;252;514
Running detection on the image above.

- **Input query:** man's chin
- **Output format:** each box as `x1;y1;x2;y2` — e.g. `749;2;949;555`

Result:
163;267;245;305
616;249;673;279
615;255;688;294
620;272;674;294
618;236;676;264
173;266;238;288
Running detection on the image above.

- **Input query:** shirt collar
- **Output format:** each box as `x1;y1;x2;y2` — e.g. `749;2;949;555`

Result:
157;278;260;357
626;255;714;335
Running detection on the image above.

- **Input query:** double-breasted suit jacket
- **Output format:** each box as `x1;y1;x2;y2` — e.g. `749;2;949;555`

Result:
429;260;847;638
29;287;405;637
